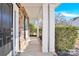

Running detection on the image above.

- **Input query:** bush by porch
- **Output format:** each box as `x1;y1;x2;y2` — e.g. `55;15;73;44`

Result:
55;26;78;52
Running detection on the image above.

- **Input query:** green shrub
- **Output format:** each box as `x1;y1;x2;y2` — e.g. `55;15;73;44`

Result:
29;23;37;34
55;26;78;52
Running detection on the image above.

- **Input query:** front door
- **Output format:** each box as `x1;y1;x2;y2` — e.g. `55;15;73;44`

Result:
0;3;13;56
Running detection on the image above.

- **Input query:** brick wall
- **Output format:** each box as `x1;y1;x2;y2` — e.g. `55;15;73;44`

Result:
19;9;26;52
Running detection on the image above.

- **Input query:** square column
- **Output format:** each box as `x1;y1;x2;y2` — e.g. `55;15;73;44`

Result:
49;4;59;52
42;4;49;52
42;4;59;53
49;4;55;52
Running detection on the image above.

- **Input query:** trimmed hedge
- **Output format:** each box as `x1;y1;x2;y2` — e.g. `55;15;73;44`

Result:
55;26;78;52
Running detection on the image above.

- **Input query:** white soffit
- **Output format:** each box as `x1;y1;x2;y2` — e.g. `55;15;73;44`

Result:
23;3;43;20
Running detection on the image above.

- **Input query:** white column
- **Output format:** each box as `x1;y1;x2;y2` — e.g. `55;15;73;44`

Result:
37;25;39;38
49;4;55;52
37;20;39;38
42;4;49;52
49;4;59;52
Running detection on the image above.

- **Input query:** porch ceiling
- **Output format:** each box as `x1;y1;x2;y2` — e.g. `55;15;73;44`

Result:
23;3;43;20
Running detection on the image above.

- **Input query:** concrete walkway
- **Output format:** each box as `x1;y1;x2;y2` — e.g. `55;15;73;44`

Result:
18;37;55;56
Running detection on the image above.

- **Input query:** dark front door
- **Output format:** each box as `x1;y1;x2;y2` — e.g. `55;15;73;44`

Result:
0;3;13;56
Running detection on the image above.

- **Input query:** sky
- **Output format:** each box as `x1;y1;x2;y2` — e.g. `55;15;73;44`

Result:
55;3;79;19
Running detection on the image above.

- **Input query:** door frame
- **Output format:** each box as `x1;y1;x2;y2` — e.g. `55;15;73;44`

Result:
13;4;19;56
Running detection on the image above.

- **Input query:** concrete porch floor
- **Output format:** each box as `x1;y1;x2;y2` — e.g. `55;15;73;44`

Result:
17;37;55;56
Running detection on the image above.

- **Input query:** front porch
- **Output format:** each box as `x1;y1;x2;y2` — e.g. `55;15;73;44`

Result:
16;3;59;56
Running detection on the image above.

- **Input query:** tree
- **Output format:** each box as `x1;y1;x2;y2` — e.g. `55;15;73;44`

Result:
29;23;37;35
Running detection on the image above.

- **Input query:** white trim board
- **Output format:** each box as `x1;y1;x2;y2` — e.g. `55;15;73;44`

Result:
13;4;19;56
